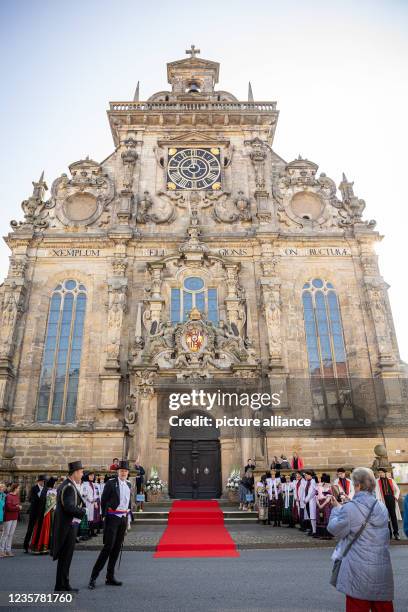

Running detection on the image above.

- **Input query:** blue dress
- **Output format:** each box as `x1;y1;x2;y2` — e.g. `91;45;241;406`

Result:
0;491;6;523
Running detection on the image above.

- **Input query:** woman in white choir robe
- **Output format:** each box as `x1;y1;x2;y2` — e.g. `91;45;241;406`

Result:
303;471;318;537
81;471;99;537
294;472;306;528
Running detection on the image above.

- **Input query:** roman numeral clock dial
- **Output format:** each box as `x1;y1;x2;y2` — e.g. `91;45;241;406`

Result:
167;147;221;190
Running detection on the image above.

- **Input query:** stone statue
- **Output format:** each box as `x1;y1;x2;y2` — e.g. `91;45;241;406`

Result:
371;444;392;473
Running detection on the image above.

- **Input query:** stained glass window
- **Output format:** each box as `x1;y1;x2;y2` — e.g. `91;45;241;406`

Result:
37;279;86;423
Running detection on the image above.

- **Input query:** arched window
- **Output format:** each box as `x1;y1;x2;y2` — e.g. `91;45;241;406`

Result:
37;279;86;423
302;278;352;419
171;276;218;323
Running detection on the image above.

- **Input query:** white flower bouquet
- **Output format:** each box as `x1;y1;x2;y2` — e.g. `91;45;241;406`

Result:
146;466;166;492
226;468;241;490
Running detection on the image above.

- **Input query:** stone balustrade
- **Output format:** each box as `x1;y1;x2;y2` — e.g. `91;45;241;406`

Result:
109;101;277;112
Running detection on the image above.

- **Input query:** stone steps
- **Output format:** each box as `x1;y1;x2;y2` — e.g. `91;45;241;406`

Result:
133;508;258;524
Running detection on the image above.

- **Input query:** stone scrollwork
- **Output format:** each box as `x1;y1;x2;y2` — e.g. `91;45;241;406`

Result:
273;158;375;231
136;191;176;224
52;158;114;227
211;190;252;223
132;369;156;397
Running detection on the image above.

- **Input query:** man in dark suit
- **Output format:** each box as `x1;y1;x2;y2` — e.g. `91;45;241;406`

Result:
52;461;86;592
23;474;46;553
88;460;132;589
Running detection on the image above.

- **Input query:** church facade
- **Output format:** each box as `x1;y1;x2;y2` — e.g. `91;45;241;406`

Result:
1;48;407;497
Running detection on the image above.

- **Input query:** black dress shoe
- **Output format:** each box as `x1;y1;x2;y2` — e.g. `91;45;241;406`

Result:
24;549;29;554
88;579;96;590
394;534;400;540
105;577;122;586
65;586;79;593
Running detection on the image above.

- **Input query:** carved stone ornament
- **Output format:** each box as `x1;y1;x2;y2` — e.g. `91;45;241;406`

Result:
136;191;176;224
244;137;270;190
338;173;376;228
0;283;26;359
51;158;114;227
11;173;55;231
133;369;156;397
272;157;344;229
139;307;258;380
212;190;252;223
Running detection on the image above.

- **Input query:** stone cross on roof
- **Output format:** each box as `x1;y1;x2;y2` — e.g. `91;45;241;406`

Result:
185;44;200;58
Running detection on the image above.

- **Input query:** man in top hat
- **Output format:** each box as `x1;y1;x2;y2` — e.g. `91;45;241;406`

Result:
51;461;86;592
88;460;132;589
23;474;46;553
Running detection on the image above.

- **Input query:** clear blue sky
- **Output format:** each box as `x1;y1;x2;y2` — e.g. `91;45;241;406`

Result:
0;0;407;359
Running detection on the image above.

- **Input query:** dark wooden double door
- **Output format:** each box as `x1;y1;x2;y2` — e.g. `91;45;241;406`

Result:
169;439;222;499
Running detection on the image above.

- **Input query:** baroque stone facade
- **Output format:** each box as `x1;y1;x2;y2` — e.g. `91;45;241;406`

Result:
1;48;407;494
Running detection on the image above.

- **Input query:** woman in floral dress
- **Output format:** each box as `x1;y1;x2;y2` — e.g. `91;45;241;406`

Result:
30;477;57;554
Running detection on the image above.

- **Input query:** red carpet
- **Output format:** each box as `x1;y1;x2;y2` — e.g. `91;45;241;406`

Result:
154;500;240;558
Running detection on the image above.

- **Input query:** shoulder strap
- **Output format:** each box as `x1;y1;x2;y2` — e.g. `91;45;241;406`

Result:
341;500;377;559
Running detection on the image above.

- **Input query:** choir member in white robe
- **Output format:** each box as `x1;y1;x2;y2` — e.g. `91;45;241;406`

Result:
81;472;99;537
303;471;318;536
333;468;354;500
294;472;306;529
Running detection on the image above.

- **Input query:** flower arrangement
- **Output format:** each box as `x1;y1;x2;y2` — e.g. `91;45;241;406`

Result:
226;468;241;491
145;466;165;493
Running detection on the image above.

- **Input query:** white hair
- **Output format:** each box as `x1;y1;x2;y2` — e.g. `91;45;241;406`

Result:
351;467;376;493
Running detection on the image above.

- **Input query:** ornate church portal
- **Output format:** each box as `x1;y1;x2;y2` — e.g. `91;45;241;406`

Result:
1;46;407;492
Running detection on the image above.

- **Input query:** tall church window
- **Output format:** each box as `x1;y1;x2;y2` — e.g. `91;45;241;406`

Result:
37;279;86;423
302;279;352;420
171;276;218;323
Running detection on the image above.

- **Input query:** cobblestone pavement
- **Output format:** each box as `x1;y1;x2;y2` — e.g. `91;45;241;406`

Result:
11;518;407;551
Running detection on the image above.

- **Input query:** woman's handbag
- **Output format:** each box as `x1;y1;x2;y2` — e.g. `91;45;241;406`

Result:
330;500;377;587
245;493;254;502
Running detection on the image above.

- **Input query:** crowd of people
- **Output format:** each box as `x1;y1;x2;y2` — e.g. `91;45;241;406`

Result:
238;457;405;542
1;454;408;607
2;458;134;592
0;457;146;560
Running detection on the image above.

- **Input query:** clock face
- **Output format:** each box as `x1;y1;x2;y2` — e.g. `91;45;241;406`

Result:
167;147;221;190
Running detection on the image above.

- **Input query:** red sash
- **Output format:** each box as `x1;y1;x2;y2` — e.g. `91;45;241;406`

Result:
379;478;394;498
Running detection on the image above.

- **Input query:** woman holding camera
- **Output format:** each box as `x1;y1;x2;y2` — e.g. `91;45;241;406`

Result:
328;467;394;611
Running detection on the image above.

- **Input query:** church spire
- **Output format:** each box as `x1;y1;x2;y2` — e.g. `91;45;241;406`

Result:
248;81;254;102
133;81;140;102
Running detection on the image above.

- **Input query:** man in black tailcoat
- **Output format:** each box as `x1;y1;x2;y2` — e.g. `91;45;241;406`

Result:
23;474;46;553
88;460;132;589
52;461;86;592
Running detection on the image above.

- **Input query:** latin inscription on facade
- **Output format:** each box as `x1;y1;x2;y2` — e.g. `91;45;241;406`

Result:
48;248;101;257
277;247;351;257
